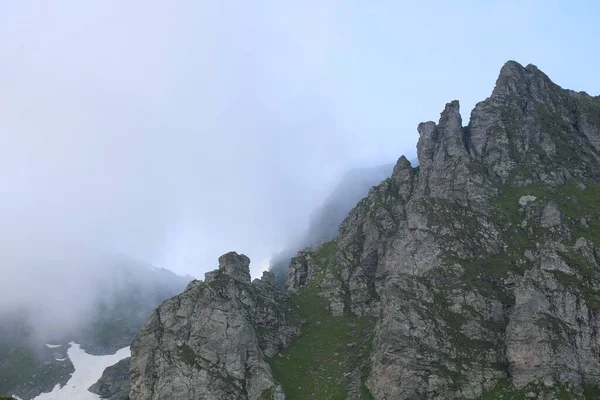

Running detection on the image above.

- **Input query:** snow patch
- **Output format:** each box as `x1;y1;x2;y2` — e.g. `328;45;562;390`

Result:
45;344;62;349
32;342;130;400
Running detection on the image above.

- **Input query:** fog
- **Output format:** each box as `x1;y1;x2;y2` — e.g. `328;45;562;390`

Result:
1;0;599;331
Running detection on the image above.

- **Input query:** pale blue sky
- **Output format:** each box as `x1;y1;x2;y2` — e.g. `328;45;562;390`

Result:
0;0;599;284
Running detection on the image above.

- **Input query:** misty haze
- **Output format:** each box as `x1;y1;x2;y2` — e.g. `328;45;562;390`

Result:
2;1;600;400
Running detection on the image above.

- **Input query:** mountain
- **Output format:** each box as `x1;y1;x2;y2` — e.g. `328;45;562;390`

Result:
0;257;191;400
131;61;600;399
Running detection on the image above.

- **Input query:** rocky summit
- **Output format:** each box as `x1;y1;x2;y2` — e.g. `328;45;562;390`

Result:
129;61;600;399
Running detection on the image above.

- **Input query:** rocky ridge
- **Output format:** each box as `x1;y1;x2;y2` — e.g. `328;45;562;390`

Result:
130;61;600;399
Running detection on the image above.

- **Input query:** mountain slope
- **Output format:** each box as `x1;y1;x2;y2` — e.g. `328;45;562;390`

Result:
130;61;600;399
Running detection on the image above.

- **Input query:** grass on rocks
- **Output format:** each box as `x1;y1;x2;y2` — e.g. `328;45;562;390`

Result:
268;274;375;399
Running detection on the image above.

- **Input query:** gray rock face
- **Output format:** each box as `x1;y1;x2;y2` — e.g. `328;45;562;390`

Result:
285;251;316;290
89;357;131;400
219;252;252;282
130;252;300;400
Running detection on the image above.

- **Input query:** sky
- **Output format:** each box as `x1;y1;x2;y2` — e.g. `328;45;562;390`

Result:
1;0;599;292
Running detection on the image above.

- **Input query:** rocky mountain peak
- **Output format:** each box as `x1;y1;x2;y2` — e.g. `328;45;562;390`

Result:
390;155;415;199
415;99;482;201
417;100;467;167
492;60;555;99
439;99;462;131
468;60;600;185
205;251;251;282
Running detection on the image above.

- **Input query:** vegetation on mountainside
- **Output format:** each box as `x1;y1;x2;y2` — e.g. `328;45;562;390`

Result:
494;180;600;303
444;179;600;397
268;241;375;400
269;179;600;399
436;180;600;307
495;180;600;244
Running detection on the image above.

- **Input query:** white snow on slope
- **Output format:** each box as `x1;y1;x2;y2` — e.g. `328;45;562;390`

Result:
32;342;130;400
45;344;62;349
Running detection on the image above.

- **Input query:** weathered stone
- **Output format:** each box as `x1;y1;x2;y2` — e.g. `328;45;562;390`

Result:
219;251;252;282
130;253;300;400
88;358;131;400
541;201;562;228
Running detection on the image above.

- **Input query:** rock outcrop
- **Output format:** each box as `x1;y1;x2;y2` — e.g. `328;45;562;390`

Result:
88;357;131;400
129;252;300;400
131;61;600;399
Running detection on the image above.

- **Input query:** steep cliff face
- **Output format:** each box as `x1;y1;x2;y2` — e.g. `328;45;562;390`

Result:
129;252;300;400
130;61;600;400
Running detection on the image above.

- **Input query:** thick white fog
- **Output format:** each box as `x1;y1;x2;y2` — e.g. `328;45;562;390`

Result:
1;0;599;332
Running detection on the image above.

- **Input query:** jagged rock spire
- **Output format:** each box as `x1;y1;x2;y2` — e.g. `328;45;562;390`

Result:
218;251;251;282
205;251;251;282
414;100;483;200
390;156;415;201
416;100;467;166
